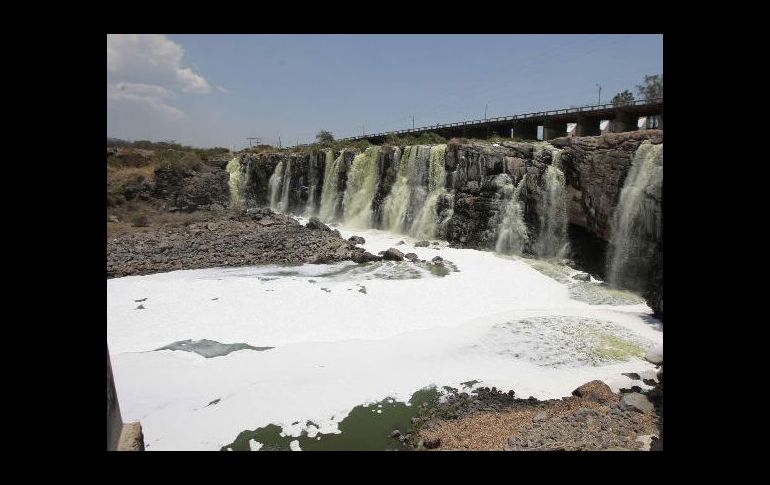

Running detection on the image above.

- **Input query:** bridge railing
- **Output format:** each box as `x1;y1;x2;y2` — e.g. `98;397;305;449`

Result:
294;98;662;145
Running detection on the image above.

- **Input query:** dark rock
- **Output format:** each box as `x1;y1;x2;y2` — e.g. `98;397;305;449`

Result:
424;437;441;449
352;251;382;263
643;378;657;386
414;240;430;247
572;273;591;281
136;304;145;310
390;430;401;438
404;252;419;262
572;380;615;402
348;236;366;245
306;217;331;231
622;373;641;381
396;240;405;245
431;256;443;262
382;248;404;261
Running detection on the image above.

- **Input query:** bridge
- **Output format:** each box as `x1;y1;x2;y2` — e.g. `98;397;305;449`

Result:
328;98;662;145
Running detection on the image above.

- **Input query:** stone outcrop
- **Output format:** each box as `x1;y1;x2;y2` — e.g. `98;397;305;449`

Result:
153;165;230;212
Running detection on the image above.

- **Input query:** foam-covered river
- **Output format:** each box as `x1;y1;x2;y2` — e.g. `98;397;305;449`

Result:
107;219;662;450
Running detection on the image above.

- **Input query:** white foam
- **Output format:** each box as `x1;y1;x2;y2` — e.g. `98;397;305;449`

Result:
108;221;662;450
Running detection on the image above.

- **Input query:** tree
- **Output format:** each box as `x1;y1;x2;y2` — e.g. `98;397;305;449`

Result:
636;74;663;100
612;90;635;106
316;130;335;143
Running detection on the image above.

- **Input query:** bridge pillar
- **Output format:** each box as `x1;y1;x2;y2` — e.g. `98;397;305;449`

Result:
512;122;538;140
575;116;601;136
612;110;638;133
543;120;567;140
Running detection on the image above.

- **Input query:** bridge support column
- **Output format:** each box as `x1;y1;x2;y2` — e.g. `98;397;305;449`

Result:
543;120;567;140
512;122;538;140
575;116;601;136
612;110;638;133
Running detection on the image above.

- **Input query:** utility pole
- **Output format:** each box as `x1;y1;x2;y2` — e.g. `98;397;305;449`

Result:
362;124;365;136
485;103;488;120
596;83;602;105
246;137;261;148
278;136;282;148
412;115;414;129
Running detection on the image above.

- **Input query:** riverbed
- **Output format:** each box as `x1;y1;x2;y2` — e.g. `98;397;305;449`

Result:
107;219;662;451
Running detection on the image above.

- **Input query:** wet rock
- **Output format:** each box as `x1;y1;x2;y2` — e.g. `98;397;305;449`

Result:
136;304;145;310
396;240;405;245
572;273;591;281
431;256;443;262
622;373;641;381
306;217;331;231
404;252;419;262
644;345;663;365
352;251;382;263
619;393;654;414
390;430;401;438
348;236;366;245
643;378;657;386
572;380;615;403
415;240;430;247
382;248;404;261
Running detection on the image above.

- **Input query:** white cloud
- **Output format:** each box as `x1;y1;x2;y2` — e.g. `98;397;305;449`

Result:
217;85;229;94
107;82;185;120
107;34;214;123
107;34;211;94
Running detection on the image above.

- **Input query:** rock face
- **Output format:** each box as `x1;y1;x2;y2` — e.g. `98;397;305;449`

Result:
153;165;230;211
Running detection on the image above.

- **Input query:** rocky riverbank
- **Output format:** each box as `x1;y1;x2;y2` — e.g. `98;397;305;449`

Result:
402;366;663;451
106;209;376;278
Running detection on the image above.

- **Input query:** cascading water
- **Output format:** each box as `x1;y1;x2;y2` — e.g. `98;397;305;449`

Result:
279;158;292;212
381;146;418;233
409;144;448;239
268;161;285;211
227;157;242;208
534;147;569;259
495;175;529;255
318;150;346;221
606;141;663;291
305;150;332;216
342;146;382;228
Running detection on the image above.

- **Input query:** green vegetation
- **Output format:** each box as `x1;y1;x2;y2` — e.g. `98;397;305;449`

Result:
316;130;335;143
612;90;635;106
130;214;149;227
637;74;663;100
383;131;447;146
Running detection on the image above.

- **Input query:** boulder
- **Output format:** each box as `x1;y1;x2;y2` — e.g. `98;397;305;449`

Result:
619;393;654;414
352;251;382;263
431;256;443;262
382;248;404;261
415;240;430;247
348;236;366;245
306;217;331;231
396;240;405;246
533;411;548;423
572;273;591;281
404;252;419;262
572;380;615;402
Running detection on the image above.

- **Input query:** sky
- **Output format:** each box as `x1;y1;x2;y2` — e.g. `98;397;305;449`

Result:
107;34;663;149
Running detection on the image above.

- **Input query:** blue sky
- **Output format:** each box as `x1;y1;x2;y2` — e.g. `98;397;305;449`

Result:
107;34;662;149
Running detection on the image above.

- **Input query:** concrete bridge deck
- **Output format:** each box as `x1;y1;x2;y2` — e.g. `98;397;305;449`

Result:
319;98;662;146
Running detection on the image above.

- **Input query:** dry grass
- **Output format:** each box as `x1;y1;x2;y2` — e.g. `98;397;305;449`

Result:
107;201;219;237
419;396;657;451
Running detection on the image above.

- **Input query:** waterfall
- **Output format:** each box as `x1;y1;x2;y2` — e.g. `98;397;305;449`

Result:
495;175;529;255
534;147;569;259
279;158;292;212
305;149;332;216
382;146;417;233
607;141;663;290
268;161;284;211
226;156;242;208
342;146;382;228
409;144;448;239
318;150;346;221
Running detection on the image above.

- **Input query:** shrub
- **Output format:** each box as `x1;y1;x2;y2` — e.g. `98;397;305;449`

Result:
131;214;149;227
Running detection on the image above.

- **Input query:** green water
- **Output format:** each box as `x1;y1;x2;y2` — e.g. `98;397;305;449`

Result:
223;387;440;451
